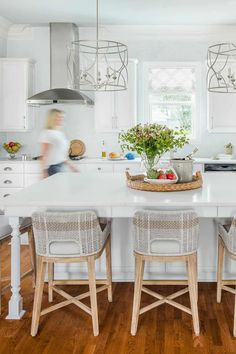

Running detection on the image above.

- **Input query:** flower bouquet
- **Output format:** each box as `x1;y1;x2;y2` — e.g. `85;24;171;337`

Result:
119;123;189;179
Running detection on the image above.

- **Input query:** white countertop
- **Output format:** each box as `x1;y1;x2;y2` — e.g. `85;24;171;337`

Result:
1;156;236;164
3;172;236;214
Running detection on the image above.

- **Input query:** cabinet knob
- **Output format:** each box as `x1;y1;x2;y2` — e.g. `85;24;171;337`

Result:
125;167;130;171
4;167;12;171
3;194;10;198
4;180;12;184
97;167;102;171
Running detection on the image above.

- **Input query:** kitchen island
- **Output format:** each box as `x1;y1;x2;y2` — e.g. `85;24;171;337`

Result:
3;171;236;320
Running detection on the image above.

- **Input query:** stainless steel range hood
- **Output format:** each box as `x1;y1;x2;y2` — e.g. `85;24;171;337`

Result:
27;23;93;106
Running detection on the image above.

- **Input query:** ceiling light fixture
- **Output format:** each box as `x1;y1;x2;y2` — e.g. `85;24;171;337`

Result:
68;0;128;91
207;43;236;93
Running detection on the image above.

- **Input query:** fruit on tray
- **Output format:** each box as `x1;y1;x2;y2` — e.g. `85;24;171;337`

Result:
109;152;121;158
3;141;22;154
156;169;177;180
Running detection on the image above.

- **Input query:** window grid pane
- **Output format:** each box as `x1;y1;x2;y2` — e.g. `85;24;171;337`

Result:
147;65;197;138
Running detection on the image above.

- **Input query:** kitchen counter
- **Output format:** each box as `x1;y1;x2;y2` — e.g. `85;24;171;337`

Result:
4;171;236;319
0;156;235;164
3;172;236;212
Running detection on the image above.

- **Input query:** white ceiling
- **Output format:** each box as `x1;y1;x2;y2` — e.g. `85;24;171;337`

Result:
1;0;236;26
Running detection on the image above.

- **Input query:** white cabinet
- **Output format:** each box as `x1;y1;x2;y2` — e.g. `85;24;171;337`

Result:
95;59;137;132
86;164;113;173
25;174;41;187
208;92;236;132
0;174;24;188
0;162;24;173
113;163;141;174
0;58;35;131
0;162;24;205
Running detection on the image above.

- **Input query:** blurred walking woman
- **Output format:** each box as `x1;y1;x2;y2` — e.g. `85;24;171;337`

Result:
40;109;77;178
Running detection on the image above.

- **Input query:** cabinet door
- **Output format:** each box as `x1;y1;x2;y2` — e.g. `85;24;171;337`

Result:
113;163;141;174
24;174;41;187
85;164;113;173
94;91;114;131
0;59;34;131
94;59;137;132
208;92;236;132
114;60;137;130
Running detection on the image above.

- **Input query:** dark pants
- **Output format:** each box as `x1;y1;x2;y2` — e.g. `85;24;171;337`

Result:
48;162;64;176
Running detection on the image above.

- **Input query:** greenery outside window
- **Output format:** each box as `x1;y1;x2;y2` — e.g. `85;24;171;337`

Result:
144;62;201;140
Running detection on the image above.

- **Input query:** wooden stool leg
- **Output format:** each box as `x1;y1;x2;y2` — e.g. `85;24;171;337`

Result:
88;256;99;336
234;291;236;337
48;262;54;302
105;235;112;302
217;237;225;303
0;241;2;316
31;256;46;337
131;255;144;336
28;227;37;288
187;254;200;336
193;252;198;302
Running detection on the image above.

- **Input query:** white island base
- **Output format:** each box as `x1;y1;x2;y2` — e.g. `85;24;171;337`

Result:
52;218;231;283
4;172;236;319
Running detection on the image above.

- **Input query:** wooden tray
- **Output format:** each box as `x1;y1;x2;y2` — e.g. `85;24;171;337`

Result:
126;171;203;192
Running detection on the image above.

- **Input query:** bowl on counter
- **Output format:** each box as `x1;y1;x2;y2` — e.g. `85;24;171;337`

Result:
3;141;22;159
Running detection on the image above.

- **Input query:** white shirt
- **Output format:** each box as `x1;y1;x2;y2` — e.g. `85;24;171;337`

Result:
39;129;69;167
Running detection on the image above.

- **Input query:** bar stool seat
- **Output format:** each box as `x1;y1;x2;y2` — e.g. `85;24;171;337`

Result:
0;212;36;315
31;210;112;337
131;209;200;336
216;218;236;336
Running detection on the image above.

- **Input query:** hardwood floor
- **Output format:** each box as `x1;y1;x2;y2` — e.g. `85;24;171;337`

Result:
1;240;236;354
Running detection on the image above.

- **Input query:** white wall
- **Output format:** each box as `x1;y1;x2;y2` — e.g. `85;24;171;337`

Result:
4;25;236;158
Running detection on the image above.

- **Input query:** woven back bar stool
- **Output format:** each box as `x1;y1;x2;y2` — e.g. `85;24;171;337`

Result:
0;213;36;315
216;218;236;336
31;210;112;337
131;209;200;336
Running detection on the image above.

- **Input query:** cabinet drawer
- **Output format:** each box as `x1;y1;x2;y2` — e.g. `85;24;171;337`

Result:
0;188;22;199
0;174;24;188
113;163;141;174
25;174;41;187
70;163;87;173
0;163;23;173
85;164;113;173
24;163;41;174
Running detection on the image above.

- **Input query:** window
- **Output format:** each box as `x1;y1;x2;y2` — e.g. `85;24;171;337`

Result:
144;62;201;140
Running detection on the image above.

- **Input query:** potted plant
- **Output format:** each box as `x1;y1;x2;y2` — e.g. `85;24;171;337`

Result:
119;123;189;178
224;143;233;155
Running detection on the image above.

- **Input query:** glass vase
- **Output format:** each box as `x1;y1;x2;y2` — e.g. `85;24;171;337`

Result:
141;153;160;179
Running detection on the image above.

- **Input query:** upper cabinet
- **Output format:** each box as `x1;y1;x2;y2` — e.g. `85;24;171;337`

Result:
0;58;35;131
95;59;138;132
208;92;236;133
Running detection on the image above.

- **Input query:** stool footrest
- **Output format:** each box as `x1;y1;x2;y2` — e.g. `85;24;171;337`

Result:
142;280;188;286
40;284;108;317
222;285;236;295
140;286;191;315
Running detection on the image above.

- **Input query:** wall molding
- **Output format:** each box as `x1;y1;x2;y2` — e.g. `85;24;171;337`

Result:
79;25;236;43
0;16;11;38
5;23;236;42
8;24;33;40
